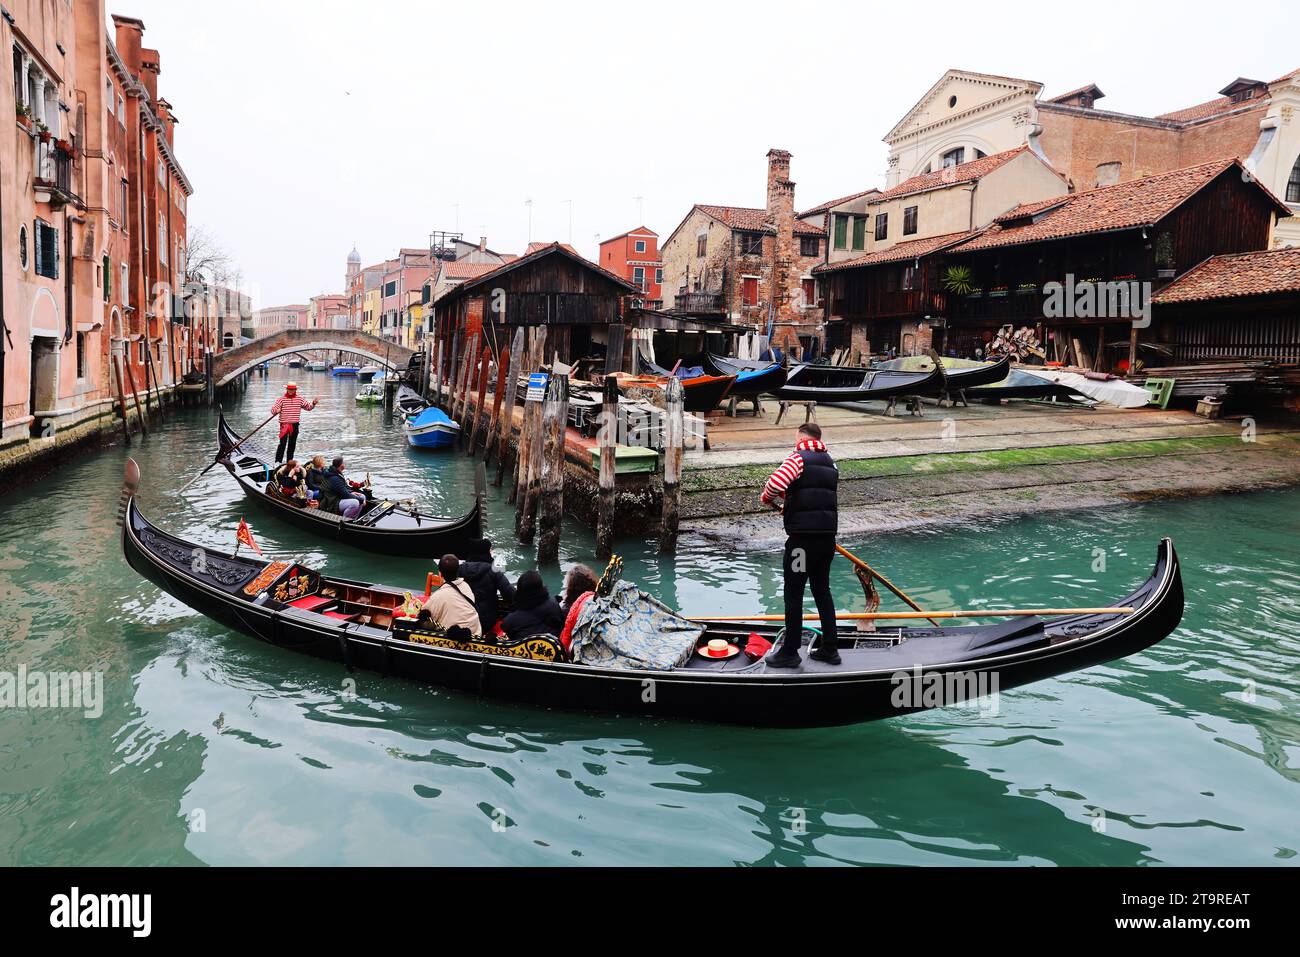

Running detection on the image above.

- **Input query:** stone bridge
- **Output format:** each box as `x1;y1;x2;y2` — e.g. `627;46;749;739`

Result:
214;329;416;386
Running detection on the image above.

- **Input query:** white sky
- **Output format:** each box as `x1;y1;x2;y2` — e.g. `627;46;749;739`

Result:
118;0;1300;308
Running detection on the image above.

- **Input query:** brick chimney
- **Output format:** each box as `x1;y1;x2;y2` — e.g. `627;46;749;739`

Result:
479;236;487;253
140;48;160;104
765;149;801;345
112;15;144;73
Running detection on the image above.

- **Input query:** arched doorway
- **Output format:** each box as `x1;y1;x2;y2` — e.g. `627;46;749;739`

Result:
29;289;61;437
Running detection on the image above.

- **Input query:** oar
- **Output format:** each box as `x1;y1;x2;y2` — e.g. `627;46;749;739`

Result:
178;411;278;495
689;607;1135;622
835;543;940;626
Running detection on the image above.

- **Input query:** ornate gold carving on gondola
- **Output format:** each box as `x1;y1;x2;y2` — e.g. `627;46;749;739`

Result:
395;621;563;662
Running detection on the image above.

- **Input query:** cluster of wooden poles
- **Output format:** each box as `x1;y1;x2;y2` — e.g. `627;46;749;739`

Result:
426;323;688;564
109;345;169;445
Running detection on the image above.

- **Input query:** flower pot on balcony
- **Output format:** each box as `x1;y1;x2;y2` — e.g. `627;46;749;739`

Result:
54;139;73;154
16;112;32;132
38;130;52;143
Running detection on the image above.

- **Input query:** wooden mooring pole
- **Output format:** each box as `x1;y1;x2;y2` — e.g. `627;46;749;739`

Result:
469;348;491;456
123;353;149;435
596;375;618;560
659;375;684;554
495;328;525;486
536;372;569;563
112;353;131;445
484;343;510;465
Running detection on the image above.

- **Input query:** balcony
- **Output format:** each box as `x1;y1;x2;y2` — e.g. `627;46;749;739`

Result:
674;291;725;314
950;288;1050;323
33;140;81;208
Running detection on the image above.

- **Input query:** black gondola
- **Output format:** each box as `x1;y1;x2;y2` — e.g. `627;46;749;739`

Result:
704;354;789;397
215;413;482;558
634;356;737;412
775;363;946;403
875;354;1013;393
122;459;1184;727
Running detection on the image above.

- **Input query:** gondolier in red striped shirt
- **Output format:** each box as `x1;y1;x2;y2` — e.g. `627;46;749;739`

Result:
271;382;320;463
760;421;841;668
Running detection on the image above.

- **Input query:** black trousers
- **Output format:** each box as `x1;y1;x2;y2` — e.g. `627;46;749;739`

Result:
782;534;838;651
275;423;300;463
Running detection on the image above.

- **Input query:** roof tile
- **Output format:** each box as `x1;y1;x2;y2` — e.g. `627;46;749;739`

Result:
1152;248;1300;304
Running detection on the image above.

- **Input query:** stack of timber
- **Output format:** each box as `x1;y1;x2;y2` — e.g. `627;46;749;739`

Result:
1137;360;1300;400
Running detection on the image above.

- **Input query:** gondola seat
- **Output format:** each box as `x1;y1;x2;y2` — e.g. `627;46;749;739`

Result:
289;595;333;612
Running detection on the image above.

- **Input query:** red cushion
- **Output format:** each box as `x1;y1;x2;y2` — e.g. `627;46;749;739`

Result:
290;595;331;611
559;591;594;653
324;611;353;620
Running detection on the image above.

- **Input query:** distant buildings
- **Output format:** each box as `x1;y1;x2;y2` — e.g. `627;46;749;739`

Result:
251;304;309;337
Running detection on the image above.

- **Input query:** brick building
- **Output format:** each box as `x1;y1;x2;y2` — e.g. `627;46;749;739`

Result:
660;149;827;355
252;303;309;337
598;227;663;309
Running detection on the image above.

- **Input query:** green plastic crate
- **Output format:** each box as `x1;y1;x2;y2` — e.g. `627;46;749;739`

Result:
590;445;660;475
1142;377;1175;409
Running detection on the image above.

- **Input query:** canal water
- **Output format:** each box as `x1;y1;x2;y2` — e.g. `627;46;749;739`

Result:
1;367;1297;866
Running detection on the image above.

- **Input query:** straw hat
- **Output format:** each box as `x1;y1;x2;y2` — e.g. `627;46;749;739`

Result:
698;638;739;660
285;381;299;392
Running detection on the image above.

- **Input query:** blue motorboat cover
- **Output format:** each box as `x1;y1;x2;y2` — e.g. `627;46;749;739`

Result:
408;406;455;429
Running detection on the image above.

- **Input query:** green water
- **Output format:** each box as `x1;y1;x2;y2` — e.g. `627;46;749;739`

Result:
1;368;1298;866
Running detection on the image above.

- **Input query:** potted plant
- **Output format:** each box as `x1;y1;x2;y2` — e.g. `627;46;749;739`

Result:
55;138;73;154
35;120;51;142
941;265;975;296
1154;233;1175;278
15;103;33;131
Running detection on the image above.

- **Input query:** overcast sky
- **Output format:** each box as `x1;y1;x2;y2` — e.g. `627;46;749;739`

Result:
120;0;1299;308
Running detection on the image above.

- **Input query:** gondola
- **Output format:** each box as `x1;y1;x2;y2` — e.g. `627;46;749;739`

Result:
215;414;481;558
395;385;430;416
875;354;1013;392
775;363;945;403
965;368;1087;401
636;356;737;412
704;354;788;397
121;459;1183;728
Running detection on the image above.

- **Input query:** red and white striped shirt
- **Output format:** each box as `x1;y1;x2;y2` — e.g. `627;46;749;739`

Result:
271;394;318;425
761;439;827;507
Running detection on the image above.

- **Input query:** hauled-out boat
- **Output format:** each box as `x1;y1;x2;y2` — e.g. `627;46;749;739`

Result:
704;354;788;397
965;368;1088;401
775;363;945;403
121;458;1183;727
404;405;460;449
636;357;736;412
875;354;1013;393
215;414;481;557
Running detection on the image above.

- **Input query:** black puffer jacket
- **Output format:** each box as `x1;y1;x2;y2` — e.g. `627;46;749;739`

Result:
784;447;838;535
502;571;565;641
460;560;516;635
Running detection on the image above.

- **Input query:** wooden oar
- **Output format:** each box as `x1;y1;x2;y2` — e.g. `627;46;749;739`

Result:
835;543;940;626
178;410;278;494
689;607;1135;622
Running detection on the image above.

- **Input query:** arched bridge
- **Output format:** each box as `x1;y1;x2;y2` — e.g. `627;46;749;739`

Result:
214;329;416;386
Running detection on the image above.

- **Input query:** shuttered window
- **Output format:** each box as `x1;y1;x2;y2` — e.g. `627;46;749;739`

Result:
851;216;866;250
742;276;759;306
903;206;918;235
874;213;888;242
832;214;848;250
34;220;59;279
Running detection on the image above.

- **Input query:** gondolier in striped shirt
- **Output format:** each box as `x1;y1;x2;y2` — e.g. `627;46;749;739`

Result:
271;382;319;463
760;422;841;668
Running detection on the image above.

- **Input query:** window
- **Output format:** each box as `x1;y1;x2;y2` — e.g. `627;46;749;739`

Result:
18;224;29;271
832;214;848;250
633;266;646;290
122;263;129;299
903;206;918;236
655;267;663;285
851;216;866;251
103;255;111;301
634;239;646;253
383;281;397;297
120;179;129;225
158;219;167;265
138;339;146;364
742;276;759;306
12;47;22;110
802;278;817;307
106;77;114;116
800;236;820;257
34;220;59;279
158;159;165;185
696;233;708;257
738;231;763;255
76;332;87;379
1288;155;1300;204
901;265;918;290
874;213;888;242
941;147;965;168
117;94;125;125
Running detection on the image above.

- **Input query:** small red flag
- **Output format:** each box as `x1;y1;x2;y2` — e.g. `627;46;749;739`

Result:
236;518;262;556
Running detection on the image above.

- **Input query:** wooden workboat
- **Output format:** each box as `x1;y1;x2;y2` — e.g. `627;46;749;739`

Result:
122;459;1184;727
775;363;945;403
215;414;481;558
704;354;789;397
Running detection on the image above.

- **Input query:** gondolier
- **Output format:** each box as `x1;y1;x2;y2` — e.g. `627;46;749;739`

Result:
271;382;319;463
761;422;841;668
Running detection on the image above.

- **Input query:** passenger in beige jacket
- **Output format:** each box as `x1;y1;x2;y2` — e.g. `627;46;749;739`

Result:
421;555;483;639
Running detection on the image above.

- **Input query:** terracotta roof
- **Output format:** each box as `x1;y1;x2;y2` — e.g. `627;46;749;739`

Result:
993;196;1074;224
696;204;826;236
1152;248;1300;305
524;241;582;257
798;189;882;218
436;241;639;303
600;226;658;245
949;159;1285;253
1047;83;1104;104
877;146;1034;201
440;260;504;281
812;231;979;274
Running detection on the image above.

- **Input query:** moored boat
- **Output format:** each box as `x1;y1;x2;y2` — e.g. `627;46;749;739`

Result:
404;405;460;449
357;365;383;383
355;385;383;405
214;414;482;557
120;458;1184;727
331;365;360;377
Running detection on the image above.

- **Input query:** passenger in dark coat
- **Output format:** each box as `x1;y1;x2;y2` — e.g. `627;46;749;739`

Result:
457;538;515;637
502;570;565;641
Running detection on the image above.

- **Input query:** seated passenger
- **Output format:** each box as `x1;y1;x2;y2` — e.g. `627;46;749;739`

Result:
274;460;318;502
305;455;328;494
502;570;565;642
560;563;599;620
458;538;515;638
322;456;368;519
420;554;482;639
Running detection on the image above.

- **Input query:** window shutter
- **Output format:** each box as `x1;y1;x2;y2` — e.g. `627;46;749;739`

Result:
34;223;44;277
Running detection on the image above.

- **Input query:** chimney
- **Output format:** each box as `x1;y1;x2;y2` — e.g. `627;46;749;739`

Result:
766;148;794;218
765;149;800;345
140;48;160;104
112;15;145;72
478;236;486;253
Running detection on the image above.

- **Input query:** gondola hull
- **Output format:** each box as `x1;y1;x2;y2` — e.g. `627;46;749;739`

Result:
704;355;788;397
775;364;946;403
215;414;481;558
123;461;1183;728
